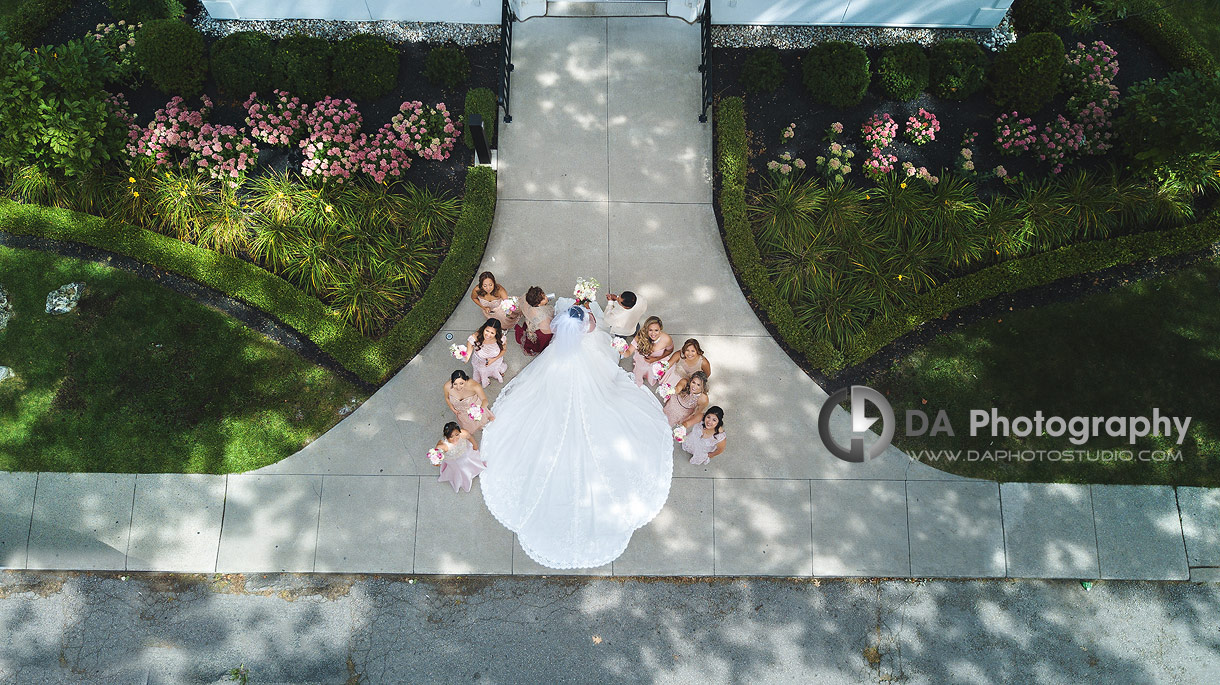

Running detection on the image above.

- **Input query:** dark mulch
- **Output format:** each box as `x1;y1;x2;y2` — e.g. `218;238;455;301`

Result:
34;0;499;200
712;23;1171;198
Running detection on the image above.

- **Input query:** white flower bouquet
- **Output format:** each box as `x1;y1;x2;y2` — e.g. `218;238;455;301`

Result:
650;361;669;383
500;296;519;316
450;344;469;362
672;426;687;443
427;448;445;466
610;337;631;355
467;404;484;422
657;382;676;400
574;277;600;304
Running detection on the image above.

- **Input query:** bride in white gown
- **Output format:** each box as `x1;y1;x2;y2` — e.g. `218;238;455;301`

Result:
480;298;674;569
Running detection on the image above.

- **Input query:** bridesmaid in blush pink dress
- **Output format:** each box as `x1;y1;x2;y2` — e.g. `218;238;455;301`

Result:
660;338;712;389
682;406;727;465
469;271;522;328
620;316;673;387
443;369;495;434
664;372;710;428
435;422;487;493
468;319;508;387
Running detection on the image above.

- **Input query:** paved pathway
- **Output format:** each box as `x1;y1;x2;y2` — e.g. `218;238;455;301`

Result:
1;17;1217;581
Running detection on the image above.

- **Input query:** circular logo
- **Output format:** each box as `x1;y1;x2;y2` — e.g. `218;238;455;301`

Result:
818;385;895;462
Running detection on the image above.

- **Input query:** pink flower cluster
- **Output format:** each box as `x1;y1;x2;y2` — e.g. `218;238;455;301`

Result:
126;95;213;169
244;90;307;148
299;97;364;183
390;101;461;161
861;113;899;149
905;108;940;146
862;148;898;180
993;112;1037;155
189;123;258;187
900;161;939;185
353;124;413;183
106;92;135;130
1064;41;1119;98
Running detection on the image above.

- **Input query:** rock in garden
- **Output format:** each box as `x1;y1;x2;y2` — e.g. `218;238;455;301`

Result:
0;285;12;331
0;366;12;384
46;282;85;315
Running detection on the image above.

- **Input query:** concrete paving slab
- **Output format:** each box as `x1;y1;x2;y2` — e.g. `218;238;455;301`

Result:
0;472;37;569
413;478;514;574
513;542;613;575
1189;567;1220;582
907;480;1005;578
498;19;610;201
613;476;715;576
810;480;910;577
607;202;762;337
714;478;812;576
1177;486;1220;568
314;476;419;573
26;473;135;571
607;19;710;203
1001;483;1099;579
1092;485;1188;580
215;475;322;573
126;474;226;572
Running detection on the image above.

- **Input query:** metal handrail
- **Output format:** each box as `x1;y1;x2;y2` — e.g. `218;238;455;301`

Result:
499;0;516;123
697;1;712;123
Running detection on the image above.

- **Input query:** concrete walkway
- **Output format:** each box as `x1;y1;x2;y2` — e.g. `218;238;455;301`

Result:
1;18;1217;581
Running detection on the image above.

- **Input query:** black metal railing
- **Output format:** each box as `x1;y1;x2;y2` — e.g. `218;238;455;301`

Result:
499;0;516;123
697;1;712;123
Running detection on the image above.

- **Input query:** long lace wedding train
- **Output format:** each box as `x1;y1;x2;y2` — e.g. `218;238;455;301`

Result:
479;299;674;569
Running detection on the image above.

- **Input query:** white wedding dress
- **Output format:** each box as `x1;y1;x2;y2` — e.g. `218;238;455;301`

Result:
480;298;674;569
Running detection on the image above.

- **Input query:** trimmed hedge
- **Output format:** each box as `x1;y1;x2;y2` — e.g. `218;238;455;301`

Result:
332;34;399;101
801;41;870;108
929;39;988;100
134;19;208;97
0;166;498;384
210;31;275;98
877;42;929;101
1;0;73;46
1122;0;1218;73
272;34;333;103
990;32;1064;115
715;96;1220;378
463;87;497;149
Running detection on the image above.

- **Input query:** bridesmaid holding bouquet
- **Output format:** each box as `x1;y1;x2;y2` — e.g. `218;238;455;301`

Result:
443;369;494;434
470;271;522;328
660;338;712;389
621;316;673;387
516;286;555;356
681;406;727;465
433;422;487;493
663;371;709;428
468;319;508;387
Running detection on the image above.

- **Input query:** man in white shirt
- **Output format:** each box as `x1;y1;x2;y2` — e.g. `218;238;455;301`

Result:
602;290;647;340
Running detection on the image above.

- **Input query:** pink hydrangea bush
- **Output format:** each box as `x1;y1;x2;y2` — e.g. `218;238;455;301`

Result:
862;148;898;180
900;161;939;185
244;90;308;148
905;108;940;146
353;124;413;183
993;112;1037;155
188;123;258;187
299;97;363;183
126;95;213;169
391;101;461;161
861;113;899;149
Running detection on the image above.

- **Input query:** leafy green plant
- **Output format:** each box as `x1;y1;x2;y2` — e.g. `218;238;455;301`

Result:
741;49;785;93
210;31;275;98
1011;0;1070;33
107;0;183;23
802;42;870;107
929;39;988;100
424;45;470;90
272;34;333;103
990;32;1065;115
877;43;929;101
1118;70;1220;170
0;0;73;46
134;19;207;96
463;87;497;149
332;34;399;101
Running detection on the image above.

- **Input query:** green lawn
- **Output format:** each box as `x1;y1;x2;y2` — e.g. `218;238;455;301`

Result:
1166;0;1220;60
0;246;366;473
870;256;1220;487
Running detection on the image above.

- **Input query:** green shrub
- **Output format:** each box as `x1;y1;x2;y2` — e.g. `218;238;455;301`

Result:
1123;0;1217;73
0;0;73;46
107;0;183;23
929;39;987;100
877;43;929;101
210;31;274;98
332;34;399;101
802;42;870;108
741;49;785;93
463;87;497;149
272;34;333;103
1119;70;1220;170
1010;0;1069;34
134;19;207;96
424;45;470;90
990;32;1064;115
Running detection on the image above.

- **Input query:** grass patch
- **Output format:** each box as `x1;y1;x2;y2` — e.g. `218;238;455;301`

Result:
872;256;1220;486
1165;0;1220;61
0;246;365;473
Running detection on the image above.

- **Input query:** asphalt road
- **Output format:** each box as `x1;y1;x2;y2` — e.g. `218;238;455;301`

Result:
1;572;1218;684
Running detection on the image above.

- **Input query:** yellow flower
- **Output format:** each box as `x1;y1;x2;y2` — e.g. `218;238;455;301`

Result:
128;177;135;183
865;194;871;200
276;192;284;198
897;274;905;281
179;190;187;197
132;191;139;197
324;204;333;213
900;182;907;189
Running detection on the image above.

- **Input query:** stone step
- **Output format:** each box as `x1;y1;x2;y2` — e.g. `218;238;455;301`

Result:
547;1;670;18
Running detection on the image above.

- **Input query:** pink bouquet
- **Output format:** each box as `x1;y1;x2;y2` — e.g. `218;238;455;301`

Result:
450;344;469;362
672;426;687;443
650;361;669;383
500;297;519;317
427;448;445;466
610;337;631;355
657;382;676;400
467;404;484;422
